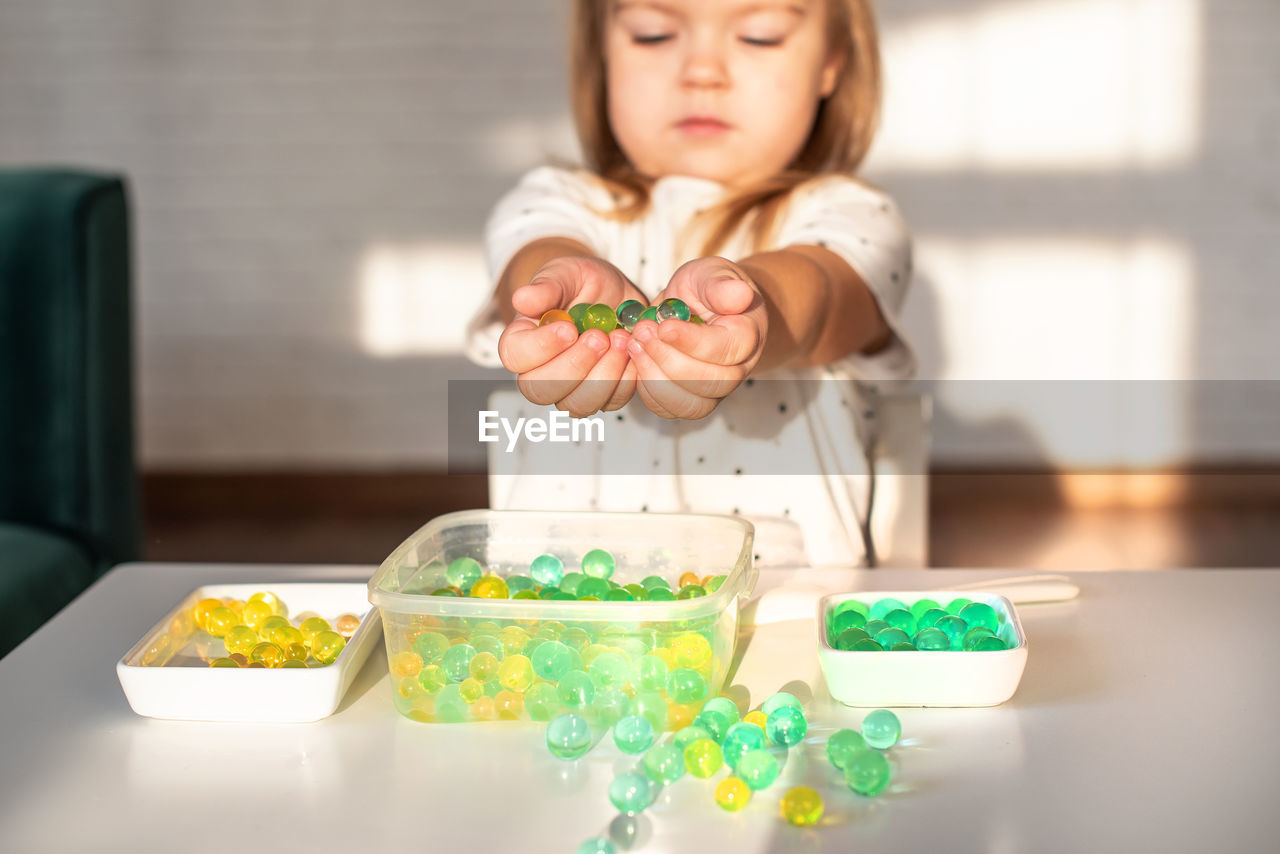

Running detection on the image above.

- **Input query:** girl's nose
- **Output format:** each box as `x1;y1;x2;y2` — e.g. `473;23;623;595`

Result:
680;34;729;89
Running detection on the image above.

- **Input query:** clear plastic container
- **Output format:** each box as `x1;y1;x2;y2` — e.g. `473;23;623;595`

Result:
816;591;1028;708
368;510;756;726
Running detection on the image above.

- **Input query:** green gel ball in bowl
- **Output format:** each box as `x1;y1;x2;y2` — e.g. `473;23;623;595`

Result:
909;598;941;620
558;670;596;710
667;668;707;704
913;627;950;651
870;597;909;620
935;615;969;650
883;608;917;635
702;696;740;724
642;743;686;785
530;554;564;587
531;640;573;681
445;557;482;591
861;708;902;749
589;651;631;688
590;687;631;728
852;638;884;651
974;635;1008;651
546;713;593;760
963;626;996;650
863;619;890;638
844;748;891;796
608;771;655;814
873;627;911;649
613;714;656;754
581;548;616;579
735;749;780;790
916;607;949;630
945;597;973;616
834;627;870;650
825;729;867;770
960;601;1000;633
831;609;867;634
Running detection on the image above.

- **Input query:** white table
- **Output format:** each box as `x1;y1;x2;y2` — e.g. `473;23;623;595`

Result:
1;563;1277;853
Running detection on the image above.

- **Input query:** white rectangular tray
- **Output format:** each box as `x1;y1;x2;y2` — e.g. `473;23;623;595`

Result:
117;583;382;722
816;590;1028;707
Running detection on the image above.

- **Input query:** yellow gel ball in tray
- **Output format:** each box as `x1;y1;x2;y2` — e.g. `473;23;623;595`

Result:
299;616;331;645
312;630;346;665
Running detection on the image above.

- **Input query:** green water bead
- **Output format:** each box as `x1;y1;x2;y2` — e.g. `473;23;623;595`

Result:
505;574;535;593
721;722;767;768
673;725;714;751
643;743;686;785
640;575;671;591
604;588;634;602
916;607;949;630
568;302;591;332
870;597;909;620
945;597;973;616
647;588;676;602
667;668;707;704
861;708;902;749
825;729;868;770
590;687;631;728
883;608;917;635
581;548;616;579
613;714;656;754
834;627;870;650
525;683;562;722
873;627;912;648
632;691;669;731
609;771;655;815
558;670;596;710
909;598;941;620
765;705;807;748
832;599;870;622
735;749;780;790
471;633;505;661
589;651;630;688
935;615;969;650
634;654;669;692
657;298;690;322
702;696;740;724
705;574;727;592
760;692;802;717
560;572;586;596
624;583;648;600
960;601;1000;632
582;303;618;333
530;554;564;586
963;625;996;650
974;635;1008;651
577;839;616;854
844;748;891;796
441;643;477;682
683;738;723;778
693;710;731;743
445;557;482;591
891;642;918;651
913;626;951;651
546;713;593;760
616;299;645;331
676;584;706;599
638;305;659;323
831;608;868;635
513;589;540;600
852;638;884;651
863;619;891;638
577;577;610;599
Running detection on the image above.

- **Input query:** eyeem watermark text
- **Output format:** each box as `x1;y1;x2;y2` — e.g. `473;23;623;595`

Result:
478;410;605;453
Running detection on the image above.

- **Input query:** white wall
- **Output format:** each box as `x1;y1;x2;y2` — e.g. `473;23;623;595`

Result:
1;0;1276;469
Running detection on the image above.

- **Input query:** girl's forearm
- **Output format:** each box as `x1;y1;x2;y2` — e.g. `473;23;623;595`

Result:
494;236;596;323
738;245;891;372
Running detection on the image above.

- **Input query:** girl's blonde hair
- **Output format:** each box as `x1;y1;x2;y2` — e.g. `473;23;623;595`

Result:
569;0;882;257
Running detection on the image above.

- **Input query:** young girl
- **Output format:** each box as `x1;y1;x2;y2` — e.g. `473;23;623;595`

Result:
466;0;914;567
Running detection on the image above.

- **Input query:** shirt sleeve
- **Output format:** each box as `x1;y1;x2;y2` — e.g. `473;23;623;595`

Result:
771;175;917;381
465;166;613;368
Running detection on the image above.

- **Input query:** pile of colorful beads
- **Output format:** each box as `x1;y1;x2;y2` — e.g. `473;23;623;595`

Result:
826;596;1013;652
567;694;908;849
428;551;726;602
139;590;359;668
540;298;706;335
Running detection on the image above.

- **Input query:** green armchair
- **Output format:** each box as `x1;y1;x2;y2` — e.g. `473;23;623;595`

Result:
0;169;140;658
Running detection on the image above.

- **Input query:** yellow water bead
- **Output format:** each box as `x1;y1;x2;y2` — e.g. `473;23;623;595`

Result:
241;600;273;631
192;598;224;631
392;651;425;678
248;591;288;618
299;617;332;645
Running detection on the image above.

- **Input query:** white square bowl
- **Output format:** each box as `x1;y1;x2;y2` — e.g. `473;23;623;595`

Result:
816;590;1029;708
117;583;382;722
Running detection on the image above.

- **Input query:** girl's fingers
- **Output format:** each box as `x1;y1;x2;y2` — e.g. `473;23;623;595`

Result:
515;329;611;404
635;370;720;421
511;278;570;320
629;323;747;399
698;274;756;316
634;377;681;420
498;319;578;374
602;345;639;411
647;314;760;367
556;331;632;417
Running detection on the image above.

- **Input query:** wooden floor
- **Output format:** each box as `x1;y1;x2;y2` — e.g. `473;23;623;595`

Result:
140;469;1280;570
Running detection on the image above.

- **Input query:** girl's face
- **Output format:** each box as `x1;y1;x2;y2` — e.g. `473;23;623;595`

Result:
604;0;842;188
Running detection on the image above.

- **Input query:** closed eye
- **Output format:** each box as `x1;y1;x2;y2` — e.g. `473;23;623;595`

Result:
740;36;783;47
633;33;674;45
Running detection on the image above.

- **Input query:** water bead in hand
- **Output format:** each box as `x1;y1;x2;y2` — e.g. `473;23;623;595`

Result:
616;299;645;331
657;298;690;322
539;308;575;327
582;303;619;333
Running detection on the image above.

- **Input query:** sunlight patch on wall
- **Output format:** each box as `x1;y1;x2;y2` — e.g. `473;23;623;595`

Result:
919;234;1193;466
357;242;489;357
871;0;1200;171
